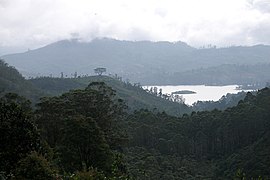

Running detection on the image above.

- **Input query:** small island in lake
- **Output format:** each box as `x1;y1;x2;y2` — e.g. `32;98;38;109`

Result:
172;90;197;94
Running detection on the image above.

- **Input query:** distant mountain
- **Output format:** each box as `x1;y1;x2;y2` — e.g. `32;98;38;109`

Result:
2;38;270;84
0;46;25;56
0;59;191;115
147;64;270;86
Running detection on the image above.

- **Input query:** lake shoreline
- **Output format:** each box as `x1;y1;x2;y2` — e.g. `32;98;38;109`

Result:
143;85;252;105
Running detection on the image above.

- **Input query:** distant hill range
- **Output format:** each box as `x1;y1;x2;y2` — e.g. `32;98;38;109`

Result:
2;38;270;85
151;64;270;86
0;59;190;115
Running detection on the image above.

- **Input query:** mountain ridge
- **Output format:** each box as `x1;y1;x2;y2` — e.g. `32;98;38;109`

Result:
2;38;270;84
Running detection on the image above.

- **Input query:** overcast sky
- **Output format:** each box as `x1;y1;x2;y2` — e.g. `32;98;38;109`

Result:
0;0;270;53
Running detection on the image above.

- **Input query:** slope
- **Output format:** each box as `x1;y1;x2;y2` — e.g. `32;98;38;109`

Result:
2;38;270;84
0;61;191;115
0;59;43;102
154;63;270;86
124;88;270;179
29;75;191;116
2;38;194;82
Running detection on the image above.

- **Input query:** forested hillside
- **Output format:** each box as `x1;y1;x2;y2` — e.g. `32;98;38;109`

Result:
1;82;269;179
159;64;270;86
1;39;195;81
2;0;270;179
192;91;247;111
29;76;191;115
1;61;270;179
0;60;191;115
124;88;270;179
0;59;42;102
2;39;270;85
0;60;253;116
0;83;130;179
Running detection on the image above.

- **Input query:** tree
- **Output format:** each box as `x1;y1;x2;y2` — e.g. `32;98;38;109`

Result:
0;96;40;175
36;82;128;174
60;116;113;172
94;67;106;76
0;93;32;113
36;96;67;147
14;151;55;180
159;88;162;97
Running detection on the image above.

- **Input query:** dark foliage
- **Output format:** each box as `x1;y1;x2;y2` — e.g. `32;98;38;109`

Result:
1;63;270;179
0;59;43;103
14;151;55;180
124;88;270;179
0;95;40;175
30;75;192;116
35;82;128;176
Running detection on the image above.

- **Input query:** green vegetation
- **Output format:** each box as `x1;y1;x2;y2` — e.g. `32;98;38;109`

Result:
1;61;270;179
193;91;247;111
164;64;270;87
3;39;270;85
172;90;196;94
30;75;191;116
14;151;55;180
0;82;129;179
0;59;191;116
124;88;270;179
0;94;42;178
0;59;43;102
35;82;128;177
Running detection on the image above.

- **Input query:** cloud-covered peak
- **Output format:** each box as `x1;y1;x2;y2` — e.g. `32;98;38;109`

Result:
0;0;270;54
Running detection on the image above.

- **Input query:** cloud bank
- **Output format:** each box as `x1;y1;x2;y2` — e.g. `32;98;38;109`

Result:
0;0;270;53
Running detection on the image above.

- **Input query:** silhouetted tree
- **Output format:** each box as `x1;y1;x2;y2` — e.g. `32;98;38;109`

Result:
94;68;106;75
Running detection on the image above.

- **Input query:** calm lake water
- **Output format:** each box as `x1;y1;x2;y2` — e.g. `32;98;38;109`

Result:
143;85;250;105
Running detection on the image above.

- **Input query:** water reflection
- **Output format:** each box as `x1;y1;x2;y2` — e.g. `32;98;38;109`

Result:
143;85;251;105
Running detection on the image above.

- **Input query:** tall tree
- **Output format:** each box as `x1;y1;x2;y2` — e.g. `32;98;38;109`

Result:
0;95;40;175
36;82;127;174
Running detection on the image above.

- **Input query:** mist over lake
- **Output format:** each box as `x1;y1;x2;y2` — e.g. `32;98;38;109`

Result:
144;85;251;105
1;0;270;178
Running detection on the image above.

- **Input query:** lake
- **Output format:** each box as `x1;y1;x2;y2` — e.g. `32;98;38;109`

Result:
143;85;251;105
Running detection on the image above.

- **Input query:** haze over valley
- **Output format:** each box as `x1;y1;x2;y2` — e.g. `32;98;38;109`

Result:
1;0;270;179
2;38;270;87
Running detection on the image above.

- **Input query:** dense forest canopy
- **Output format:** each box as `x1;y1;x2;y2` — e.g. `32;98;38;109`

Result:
0;59;43;103
1;59;270;179
1;0;270;179
0;59;191;115
124;88;270;179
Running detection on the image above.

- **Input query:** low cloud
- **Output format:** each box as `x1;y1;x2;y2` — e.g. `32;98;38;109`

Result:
248;0;270;13
0;0;270;54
